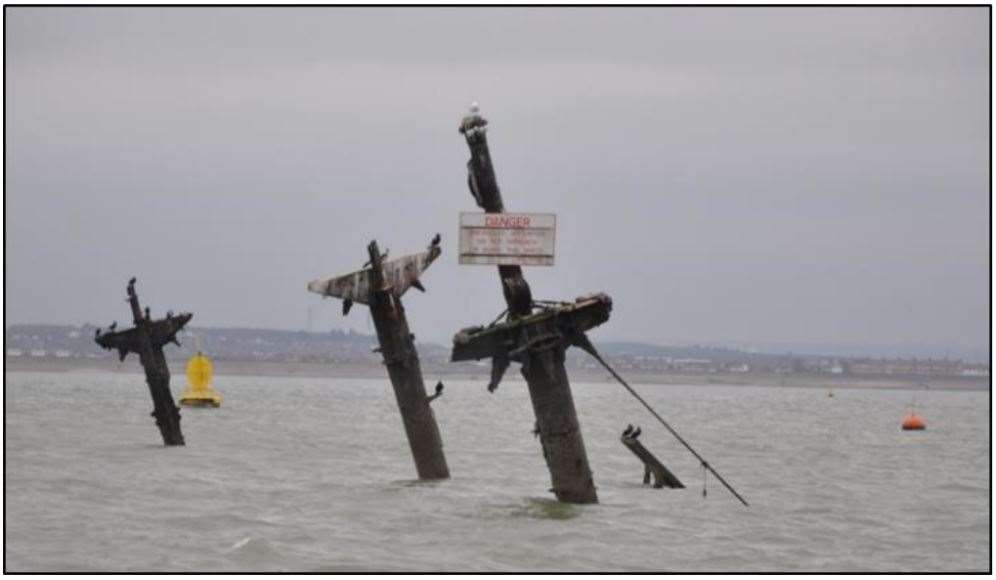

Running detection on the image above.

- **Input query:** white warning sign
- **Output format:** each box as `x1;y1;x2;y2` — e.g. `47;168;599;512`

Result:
458;212;556;266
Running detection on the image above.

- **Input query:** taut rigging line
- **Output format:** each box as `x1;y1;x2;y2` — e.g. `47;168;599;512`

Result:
571;330;750;507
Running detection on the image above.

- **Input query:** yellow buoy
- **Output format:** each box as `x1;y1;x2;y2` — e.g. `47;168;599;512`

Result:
179;351;222;407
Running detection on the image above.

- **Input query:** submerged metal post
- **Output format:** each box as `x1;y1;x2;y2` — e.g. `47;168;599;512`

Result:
94;278;192;446
453;105;610;503
308;236;449;480
621;426;685;489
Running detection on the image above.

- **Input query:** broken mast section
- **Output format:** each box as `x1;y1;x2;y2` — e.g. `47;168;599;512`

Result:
94;278;192;446
307;235;450;480
620;425;685;489
453;104;611;504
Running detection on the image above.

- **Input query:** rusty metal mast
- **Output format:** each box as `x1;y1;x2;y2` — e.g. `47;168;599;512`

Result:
308;236;449;480
455;105;610;503
94;278;192;446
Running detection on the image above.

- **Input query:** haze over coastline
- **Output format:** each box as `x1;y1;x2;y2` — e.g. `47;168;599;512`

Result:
5;7;989;360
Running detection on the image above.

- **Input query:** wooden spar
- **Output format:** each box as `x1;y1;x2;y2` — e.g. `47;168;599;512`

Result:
307;237;449;480
94;278;191;446
456;105;607;503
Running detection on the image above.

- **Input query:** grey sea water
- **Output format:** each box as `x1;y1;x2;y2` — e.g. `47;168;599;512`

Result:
4;371;989;572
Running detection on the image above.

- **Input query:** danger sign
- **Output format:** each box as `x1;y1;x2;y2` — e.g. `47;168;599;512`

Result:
458;212;556;266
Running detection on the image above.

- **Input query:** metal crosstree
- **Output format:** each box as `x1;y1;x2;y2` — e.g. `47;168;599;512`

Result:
94;278;192;446
452;105;611;503
308;236;450;480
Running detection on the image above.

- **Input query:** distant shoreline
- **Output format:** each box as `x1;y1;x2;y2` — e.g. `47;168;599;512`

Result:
5;357;988;391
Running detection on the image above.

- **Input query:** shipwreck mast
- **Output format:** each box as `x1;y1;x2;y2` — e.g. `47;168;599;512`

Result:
456;105;609;503
308;236;449;480
94;278;192;446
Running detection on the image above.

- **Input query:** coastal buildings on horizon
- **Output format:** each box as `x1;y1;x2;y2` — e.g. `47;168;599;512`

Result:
5;323;989;381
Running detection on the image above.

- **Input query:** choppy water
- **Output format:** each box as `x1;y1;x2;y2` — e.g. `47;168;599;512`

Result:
4;371;989;572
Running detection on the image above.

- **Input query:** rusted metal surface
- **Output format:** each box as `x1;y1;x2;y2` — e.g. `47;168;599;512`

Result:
452;294;612;392
621;426;685;489
307;239;441;315
94;278;191;446
455;105;610;504
308;236;449;480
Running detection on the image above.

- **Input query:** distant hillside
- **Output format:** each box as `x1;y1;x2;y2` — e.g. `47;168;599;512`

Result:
5;324;379;363
5;324;987;380
6;324;777;364
581;341;792;364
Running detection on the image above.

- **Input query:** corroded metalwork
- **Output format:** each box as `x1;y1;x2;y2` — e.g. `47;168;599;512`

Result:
455;105;611;503
621;425;685;489
308;236;449;480
94;278;191;446
452;294;612;393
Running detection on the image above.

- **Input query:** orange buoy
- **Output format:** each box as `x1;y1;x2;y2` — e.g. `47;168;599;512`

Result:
902;413;926;431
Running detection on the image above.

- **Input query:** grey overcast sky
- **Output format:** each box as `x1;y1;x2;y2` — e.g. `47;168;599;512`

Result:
5;7;990;358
